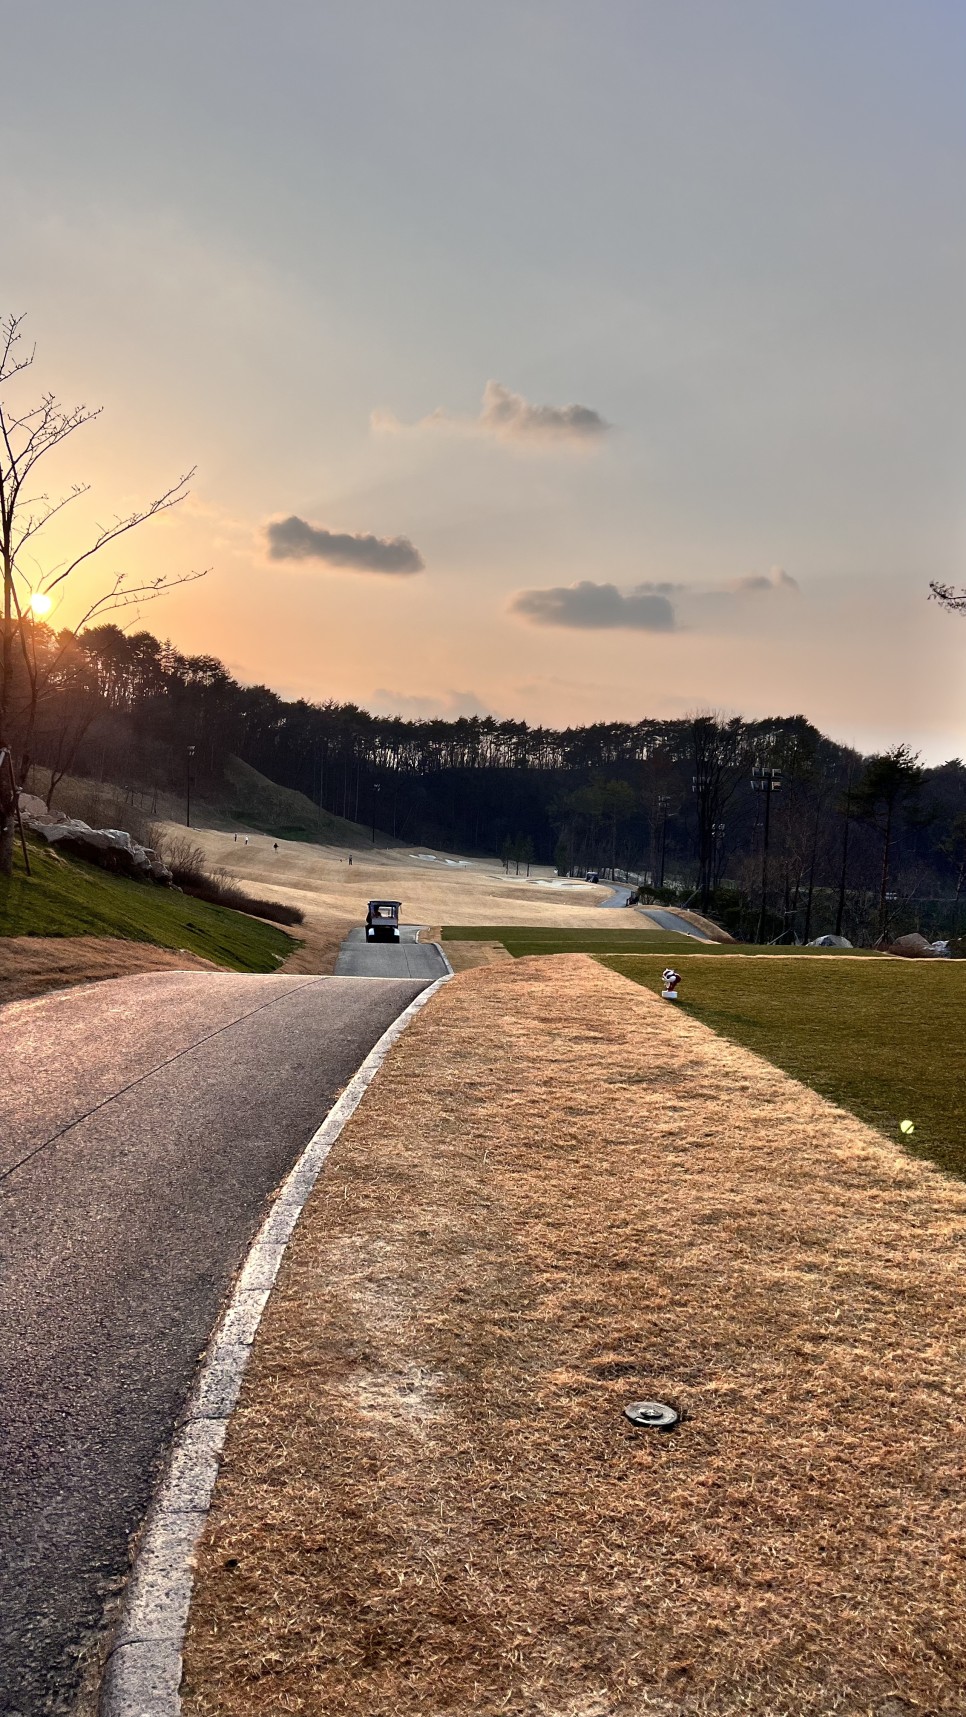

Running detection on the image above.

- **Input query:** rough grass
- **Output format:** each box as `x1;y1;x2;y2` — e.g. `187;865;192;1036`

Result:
0;840;296;973
222;756;403;848
603;952;966;1182
442;925;881;958
182;956;966;1717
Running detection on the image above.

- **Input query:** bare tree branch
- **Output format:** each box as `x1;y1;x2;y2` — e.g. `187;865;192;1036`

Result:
929;581;966;613
0;311;204;874
44;470;195;593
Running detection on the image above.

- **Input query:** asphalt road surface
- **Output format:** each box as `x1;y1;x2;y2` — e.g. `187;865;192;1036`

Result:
335;924;450;978
0;970;428;1715
599;885;635;908
642;907;716;940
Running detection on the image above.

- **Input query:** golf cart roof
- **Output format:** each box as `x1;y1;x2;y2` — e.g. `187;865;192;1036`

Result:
368;899;401;911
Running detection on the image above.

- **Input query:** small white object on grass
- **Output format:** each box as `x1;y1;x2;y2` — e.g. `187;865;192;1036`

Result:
661;966;680;1001
899;1119;915;1136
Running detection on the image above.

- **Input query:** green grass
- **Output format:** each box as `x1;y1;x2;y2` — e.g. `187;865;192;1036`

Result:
601;952;966;1181
1;840;297;972
441;925;882;959
221;757;400;848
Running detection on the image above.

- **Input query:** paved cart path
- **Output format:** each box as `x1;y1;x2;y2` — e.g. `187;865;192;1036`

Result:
0;969;428;1715
335;924;450;979
640;907;717;939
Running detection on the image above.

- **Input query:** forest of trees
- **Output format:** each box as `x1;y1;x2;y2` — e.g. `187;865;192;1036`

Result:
9;617;966;945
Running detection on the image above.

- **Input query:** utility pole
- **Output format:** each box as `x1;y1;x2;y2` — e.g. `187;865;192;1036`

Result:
185;744;195;828
371;779;380;846
751;766;782;943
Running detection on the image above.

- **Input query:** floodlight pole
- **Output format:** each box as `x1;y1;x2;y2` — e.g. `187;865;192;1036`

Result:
185;744;196;828
371;780;380;846
657;795;671;890
752;766;782;943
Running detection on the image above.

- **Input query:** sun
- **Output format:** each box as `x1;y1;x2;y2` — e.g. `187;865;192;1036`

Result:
27;591;53;617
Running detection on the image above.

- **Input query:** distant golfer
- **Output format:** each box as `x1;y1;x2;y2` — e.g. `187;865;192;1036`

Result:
273;841;279;852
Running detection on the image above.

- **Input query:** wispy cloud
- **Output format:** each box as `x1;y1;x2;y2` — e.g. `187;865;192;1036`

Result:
372;380;610;446
370;688;497;720
265;515;424;575
512;568;798;633
512;580;677;631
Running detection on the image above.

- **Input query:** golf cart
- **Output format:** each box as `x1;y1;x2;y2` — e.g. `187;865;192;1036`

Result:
366;899;402;943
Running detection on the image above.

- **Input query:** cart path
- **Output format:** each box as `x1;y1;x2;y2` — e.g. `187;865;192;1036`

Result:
0;969;428;1715
335;923;450;978
639;906;716;939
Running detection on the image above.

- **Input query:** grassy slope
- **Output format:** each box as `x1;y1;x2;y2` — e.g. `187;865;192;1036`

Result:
28;757;400;850
219;757;402;848
0;841;295;973
442;925;881;958
603;952;966;1181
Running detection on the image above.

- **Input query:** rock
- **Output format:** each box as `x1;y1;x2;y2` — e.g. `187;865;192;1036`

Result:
17;791;54;821
23;814;172;885
808;934;853;948
887;932;940;958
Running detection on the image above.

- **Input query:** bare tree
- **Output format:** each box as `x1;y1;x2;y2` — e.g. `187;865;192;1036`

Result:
929;581;966;613
0;312;204;873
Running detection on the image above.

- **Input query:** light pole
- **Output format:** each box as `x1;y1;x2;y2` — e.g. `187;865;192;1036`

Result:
371;779;381;846
657;795;671;890
692;770;713;909
185;744;196;828
712;820;726;889
751;766;782;942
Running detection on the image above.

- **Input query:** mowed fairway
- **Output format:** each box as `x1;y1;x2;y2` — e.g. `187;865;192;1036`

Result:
443;925;883;958
604;953;966;1180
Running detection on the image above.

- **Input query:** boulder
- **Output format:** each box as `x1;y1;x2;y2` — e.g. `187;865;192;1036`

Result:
23;814;172;885
18;791;70;825
808;934;853;948
887;932;941;958
17;791;55;821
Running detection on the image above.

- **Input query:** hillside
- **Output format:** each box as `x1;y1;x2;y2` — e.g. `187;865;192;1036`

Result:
27;757;401;852
0;838;296;973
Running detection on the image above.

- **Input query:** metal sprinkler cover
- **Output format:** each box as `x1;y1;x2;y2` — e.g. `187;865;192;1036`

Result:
624;1399;679;1430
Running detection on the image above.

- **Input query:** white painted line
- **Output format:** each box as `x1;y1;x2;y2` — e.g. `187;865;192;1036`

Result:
99;974;450;1717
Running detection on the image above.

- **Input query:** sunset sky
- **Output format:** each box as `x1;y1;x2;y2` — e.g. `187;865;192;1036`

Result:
4;2;966;757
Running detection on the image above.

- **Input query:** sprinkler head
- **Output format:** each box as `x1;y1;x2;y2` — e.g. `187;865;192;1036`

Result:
624;1400;679;1430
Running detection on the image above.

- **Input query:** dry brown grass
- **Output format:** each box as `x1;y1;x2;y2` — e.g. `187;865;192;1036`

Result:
0;935;216;1008
160;825;651;975
181;955;966;1717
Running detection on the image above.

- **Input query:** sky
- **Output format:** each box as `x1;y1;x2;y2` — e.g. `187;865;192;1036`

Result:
3;0;966;758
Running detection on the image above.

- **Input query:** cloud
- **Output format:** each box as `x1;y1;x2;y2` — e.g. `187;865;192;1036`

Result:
265;515;424;575
512;568;798;633
511;580;677;632
478;381;609;442
371;688;498;720
372;380;610;446
730;568;799;594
